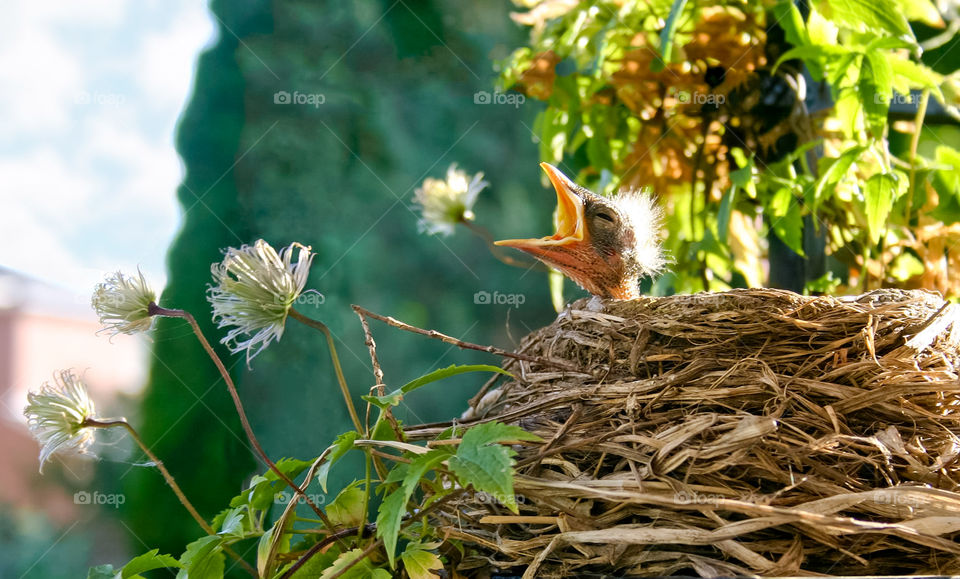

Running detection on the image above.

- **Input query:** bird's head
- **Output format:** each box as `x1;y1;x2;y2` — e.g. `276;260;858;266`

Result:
496;163;665;300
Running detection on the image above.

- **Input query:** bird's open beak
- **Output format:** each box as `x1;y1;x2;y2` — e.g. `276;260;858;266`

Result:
494;163;592;269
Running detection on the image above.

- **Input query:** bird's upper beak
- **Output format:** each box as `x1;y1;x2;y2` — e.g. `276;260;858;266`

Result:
495;163;593;271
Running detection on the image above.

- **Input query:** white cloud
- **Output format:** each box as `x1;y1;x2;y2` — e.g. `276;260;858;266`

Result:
0;1;215;298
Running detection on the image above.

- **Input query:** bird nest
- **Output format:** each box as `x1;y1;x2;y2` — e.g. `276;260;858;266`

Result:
405;288;960;577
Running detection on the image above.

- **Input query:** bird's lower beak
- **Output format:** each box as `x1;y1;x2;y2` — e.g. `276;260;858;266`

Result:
494;163;591;267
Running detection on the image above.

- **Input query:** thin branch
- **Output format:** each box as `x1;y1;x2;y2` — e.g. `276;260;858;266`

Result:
352;305;408;443
351;305;584;373
288;308;364;433
147;304;334;528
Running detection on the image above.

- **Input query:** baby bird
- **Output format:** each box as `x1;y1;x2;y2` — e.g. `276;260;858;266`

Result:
496;163;665;299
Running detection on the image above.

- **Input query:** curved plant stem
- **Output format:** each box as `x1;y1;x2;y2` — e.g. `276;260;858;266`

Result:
147;304;334;528
288;308;364;433
461;221;549;271
84;418;257;577
906;89;930;226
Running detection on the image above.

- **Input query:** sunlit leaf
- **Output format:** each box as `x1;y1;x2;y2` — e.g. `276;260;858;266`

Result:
864;173;898;244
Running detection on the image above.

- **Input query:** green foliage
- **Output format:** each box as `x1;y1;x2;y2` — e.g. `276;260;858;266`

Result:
502;0;959;296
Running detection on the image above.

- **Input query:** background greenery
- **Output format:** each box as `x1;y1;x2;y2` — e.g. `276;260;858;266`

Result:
111;0;565;561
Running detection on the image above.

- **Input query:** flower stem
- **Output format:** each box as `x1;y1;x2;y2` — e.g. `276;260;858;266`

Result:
83;418;257;577
288;308;364;433
147;304;335;528
906;88;930;226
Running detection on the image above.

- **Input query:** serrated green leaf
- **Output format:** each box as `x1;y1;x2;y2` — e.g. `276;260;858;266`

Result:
377;450;450;568
215;507;245;539
890;57;943;99
767;188;805;256
317;432;358;493
812;146;867;207
865;50;893;104
654;0;688;71
327;483;366;528
177;536;224;579
818;0;913;39
400;544;444;579
773;44;846;74
319;548;391;579
448;423;541;513
87;565;118;579
774;0;809;47
120;549;181;578
860;57;889;136
864;173;898;244
246;458;313;511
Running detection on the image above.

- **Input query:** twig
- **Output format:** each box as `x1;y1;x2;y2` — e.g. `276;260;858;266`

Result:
84;418;257;577
352;305;405;442
288;308;364;433
351;305;584;373
147;304;334;528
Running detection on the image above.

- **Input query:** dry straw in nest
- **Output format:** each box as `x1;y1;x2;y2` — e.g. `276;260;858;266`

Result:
405;288;960;577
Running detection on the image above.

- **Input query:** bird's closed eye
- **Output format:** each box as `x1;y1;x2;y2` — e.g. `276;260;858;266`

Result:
595;212;615;223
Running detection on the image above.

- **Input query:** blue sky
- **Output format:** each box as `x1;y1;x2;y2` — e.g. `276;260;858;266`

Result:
0;1;215;305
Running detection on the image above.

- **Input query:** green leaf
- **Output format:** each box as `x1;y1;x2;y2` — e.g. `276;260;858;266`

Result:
327;483;366;528
773;45;846;75
177;536;224;579
653;0;688;71
365;365;512;410
812;146;867;208
860;56;889;136
399;364;512;396
87;565;118;579
717;186;737;246
890;251;925;281
774;0;809;46
377;450;450;568
279;547;340;579
864;173;898;245
216;507;246;539
317;431;358;493
256;524;277;578
818;0;913;39
865;50;893;105
890;57;944;99
121;550;182;578
447;423;541;513
247;458;313;511
767;188;805;256
896;0;944;26
931;145;960;223
319;548;392;579
400;543;444;579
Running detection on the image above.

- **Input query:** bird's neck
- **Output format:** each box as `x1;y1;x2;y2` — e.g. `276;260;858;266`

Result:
606;278;641;300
